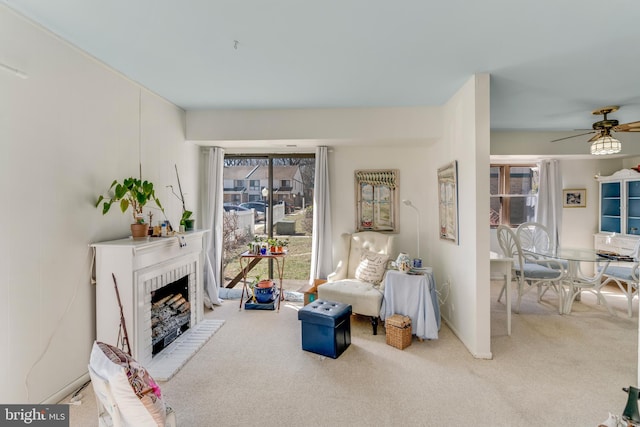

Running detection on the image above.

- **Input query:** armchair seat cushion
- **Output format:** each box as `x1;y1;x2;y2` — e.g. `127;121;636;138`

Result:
318;280;383;317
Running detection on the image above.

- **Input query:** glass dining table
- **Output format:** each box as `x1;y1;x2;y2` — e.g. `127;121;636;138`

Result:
523;247;614;314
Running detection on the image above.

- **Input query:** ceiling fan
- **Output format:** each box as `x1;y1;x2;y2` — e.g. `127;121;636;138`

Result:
551;106;640;155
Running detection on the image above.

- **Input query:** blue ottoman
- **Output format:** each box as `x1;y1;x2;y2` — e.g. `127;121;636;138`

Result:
298;300;351;358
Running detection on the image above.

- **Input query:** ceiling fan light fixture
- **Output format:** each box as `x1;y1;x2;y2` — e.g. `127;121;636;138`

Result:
590;134;622;155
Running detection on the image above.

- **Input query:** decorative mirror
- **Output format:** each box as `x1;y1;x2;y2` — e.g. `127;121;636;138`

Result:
437;161;459;244
355;169;399;232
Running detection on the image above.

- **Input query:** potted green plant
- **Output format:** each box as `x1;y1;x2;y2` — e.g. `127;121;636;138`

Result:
169;164;195;231
267;238;278;253
181;210;195;231
95;177;164;238
276;238;289;253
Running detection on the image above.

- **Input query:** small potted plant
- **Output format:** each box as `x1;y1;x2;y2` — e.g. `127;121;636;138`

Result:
276;238;289;253
95;177;164;238
267;238;278;253
180;210;194;231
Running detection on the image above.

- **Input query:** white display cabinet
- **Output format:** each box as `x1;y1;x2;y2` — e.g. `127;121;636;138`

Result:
595;169;640;254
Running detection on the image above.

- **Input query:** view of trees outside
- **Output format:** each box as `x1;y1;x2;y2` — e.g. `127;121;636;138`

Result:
222;156;315;291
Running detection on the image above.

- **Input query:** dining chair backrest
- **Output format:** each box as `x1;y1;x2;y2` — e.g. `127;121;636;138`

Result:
516;222;552;253
631;238;640;261
497;225;524;269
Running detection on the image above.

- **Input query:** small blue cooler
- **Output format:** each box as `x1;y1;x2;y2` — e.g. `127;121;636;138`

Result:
298;300;351;358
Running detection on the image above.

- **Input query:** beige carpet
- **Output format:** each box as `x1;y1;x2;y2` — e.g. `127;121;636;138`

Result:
64;281;638;426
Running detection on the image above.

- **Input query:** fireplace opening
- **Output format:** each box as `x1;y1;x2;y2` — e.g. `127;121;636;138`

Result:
151;275;191;356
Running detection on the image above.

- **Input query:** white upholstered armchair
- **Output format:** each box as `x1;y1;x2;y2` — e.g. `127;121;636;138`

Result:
317;231;396;334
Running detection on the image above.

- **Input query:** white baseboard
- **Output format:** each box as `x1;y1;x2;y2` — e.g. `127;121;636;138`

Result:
42;372;90;404
440;316;493;360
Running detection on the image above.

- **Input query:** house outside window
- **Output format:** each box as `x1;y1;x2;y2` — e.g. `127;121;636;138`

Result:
249;180;260;191
490;164;538;227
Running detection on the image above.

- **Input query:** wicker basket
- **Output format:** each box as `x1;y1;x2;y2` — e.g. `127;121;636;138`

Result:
385;314;412;350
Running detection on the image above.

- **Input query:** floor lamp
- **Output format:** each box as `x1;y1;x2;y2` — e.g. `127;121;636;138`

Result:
402;199;420;259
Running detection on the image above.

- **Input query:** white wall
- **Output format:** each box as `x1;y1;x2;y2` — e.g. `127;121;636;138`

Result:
622;156;640;170
1;7;194;403
187;107;443;143
426;75;491;358
329;145;430;258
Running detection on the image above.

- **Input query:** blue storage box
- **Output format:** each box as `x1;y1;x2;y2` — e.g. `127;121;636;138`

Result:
298;300;351;358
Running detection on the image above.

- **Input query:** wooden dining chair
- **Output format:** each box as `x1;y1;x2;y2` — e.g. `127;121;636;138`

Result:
497;225;566;313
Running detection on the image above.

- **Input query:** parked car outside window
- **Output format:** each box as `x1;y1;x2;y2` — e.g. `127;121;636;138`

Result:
239;202;266;222
223;203;251;213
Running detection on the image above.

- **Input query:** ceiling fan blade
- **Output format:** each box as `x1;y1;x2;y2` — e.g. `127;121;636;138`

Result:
550;131;596;143
588;131;604;142
613;121;640;132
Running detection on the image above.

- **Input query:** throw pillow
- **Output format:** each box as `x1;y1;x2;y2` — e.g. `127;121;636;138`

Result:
89;341;167;427
354;250;389;285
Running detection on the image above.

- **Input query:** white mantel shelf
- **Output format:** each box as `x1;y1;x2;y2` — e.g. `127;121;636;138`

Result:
91;230;209;272
91;230;209;251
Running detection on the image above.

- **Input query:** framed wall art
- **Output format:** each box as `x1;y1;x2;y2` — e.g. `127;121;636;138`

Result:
563;188;586;208
355;169;399;232
438;160;459;244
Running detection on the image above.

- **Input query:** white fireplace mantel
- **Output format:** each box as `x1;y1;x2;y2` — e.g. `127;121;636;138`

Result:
91;230;208;365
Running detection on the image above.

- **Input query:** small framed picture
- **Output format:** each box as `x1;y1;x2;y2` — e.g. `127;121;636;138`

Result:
563;189;586;208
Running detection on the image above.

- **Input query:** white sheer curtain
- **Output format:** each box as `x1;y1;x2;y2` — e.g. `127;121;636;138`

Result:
536;159;562;249
203;147;224;306
309;146;333;282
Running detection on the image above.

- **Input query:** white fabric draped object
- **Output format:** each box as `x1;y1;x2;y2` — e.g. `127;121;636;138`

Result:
309;146;333;282
536;159;562;250
380;270;440;340
203;147;224;306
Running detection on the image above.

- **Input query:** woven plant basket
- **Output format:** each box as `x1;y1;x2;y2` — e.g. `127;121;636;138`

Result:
385;314;412;350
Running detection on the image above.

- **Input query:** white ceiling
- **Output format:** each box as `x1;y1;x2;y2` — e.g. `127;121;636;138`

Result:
3;0;640;132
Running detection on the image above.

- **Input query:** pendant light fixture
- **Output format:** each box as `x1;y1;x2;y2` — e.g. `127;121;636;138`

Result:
590;132;621;155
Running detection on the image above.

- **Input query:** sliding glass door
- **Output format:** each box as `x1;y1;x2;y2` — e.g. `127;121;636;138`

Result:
221;154;315;293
